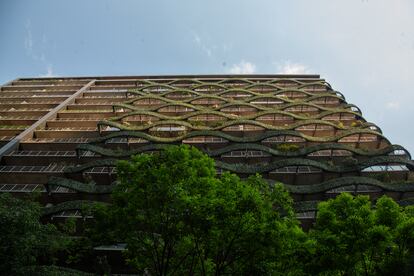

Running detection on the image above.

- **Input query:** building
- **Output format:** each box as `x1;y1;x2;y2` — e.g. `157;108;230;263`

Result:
0;75;413;228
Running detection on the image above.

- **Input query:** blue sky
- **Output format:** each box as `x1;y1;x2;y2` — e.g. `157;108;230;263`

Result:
1;0;414;153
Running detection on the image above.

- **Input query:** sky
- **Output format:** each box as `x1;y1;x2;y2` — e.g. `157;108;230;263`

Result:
1;0;414;153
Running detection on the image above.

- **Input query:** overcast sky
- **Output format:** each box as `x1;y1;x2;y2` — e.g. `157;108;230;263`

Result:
1;0;413;153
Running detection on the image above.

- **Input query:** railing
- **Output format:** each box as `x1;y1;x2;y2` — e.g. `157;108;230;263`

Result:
0;108;52;112
295;125;334;130
0;183;46;193
84;166;116;174
82;95;126;98
0;163;66;173
326;185;382;193
270;166;322;173
221;151;271;157
183;137;227;143
223;125;264;131
0;115;42;120
45;127;98;131
23;137;91;143
262;136;305;142
308;150;353;157
51;210;88;219
339;136;378;142
362;165;408;172
104;137;147;144
10;150;76;157
54;118;100;121
296;211;316;219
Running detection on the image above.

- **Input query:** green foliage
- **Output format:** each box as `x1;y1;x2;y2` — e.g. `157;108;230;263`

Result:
351;120;364;127
62;143;414;275
64;237;95;269
0;124;29;129
276;143;300;152
307;193;414;275
0;193;69;274
60;217;77;235
19;265;93;275
372;171;392;182
341;156;359;166
87;128;387;145
79;141;407;160
90;145;306;275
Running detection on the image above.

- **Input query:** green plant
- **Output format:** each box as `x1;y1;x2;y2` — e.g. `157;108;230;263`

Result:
308;193;414;275
341;156;358;166
276;143;300;152
89;145;306;275
190;120;204;127
372;172;392;182
209;120;226;128
0;194;69;274
351;120;363;127
0;125;28;129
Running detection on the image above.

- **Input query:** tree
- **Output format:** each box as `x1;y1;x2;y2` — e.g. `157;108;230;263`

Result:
0;193;68;274
307;193;414;276
91;145;306;275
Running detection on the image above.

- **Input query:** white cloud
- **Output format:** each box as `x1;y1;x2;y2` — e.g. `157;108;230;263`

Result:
24;19;56;78
193;33;201;44
275;61;312;74
385;101;400;110
24;19;46;62
24;20;33;54
192;32;213;58
228;60;256;74
39;65;57;78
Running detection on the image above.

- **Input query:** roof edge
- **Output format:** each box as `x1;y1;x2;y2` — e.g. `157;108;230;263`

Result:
17;73;321;81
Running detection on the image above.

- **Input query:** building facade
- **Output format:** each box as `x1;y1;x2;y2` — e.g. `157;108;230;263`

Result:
0;75;413;227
